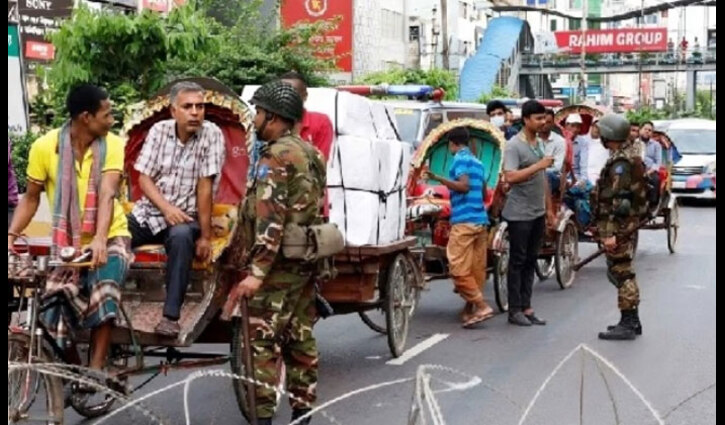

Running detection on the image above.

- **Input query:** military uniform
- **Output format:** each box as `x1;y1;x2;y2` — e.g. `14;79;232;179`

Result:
593;139;648;340
230;132;326;419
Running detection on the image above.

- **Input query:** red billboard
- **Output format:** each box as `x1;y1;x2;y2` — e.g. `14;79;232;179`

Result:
280;0;353;73
554;28;668;54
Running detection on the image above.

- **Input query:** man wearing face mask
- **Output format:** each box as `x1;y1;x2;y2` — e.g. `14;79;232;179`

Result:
225;81;327;425
487;100;517;140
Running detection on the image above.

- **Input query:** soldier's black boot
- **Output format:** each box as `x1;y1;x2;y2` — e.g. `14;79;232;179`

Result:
291;409;312;425
599;310;638;340
607;309;643;335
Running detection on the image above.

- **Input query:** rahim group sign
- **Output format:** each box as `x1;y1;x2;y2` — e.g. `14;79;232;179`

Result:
554;28;668;54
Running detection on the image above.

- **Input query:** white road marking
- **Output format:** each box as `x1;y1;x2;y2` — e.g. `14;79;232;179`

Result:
386;334;450;366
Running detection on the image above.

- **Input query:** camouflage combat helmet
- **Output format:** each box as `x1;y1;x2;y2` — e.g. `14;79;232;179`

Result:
250;80;304;123
597;114;631;143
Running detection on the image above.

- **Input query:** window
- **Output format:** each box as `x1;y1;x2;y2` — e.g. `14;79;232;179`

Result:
409;25;420;42
382;9;404;40
424;113;444;137
460;2;468;20
550;20;558;31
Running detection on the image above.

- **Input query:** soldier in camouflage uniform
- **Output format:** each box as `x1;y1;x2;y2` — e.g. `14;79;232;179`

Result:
592;114;648;341
226;81;326;424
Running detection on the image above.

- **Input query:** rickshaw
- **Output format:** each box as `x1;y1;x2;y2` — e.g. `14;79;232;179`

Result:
8;78;421;425
639;129;680;254
9;78;255;424
405;118;511;312
534;104;604;289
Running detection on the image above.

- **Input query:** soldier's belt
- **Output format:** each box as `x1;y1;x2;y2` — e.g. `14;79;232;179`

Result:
282;223;345;262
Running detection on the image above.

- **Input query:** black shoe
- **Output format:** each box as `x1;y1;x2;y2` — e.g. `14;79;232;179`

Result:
599;310;639;340
291;409;312;425
255;418;273;425
606;310;643;335
607;323;642;335
525;313;547;326
508;312;532;327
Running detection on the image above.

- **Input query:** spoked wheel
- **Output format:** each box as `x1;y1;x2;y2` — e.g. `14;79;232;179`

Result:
359;311;387;335
359;271;388;335
667;200;680;254
385;254;413;358
493;229;510;313
8;332;64;425
555;220;579;290
535;256;556;282
402;255;422;317
231;318;284;422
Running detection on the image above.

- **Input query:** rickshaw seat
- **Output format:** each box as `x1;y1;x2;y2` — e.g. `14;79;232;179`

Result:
129;204;238;270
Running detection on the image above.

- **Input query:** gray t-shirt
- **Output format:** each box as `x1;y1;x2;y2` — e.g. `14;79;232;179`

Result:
502;133;546;221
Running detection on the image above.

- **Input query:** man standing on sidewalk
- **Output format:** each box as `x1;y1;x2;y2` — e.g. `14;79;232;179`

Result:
425;127;494;328
502;100;555;327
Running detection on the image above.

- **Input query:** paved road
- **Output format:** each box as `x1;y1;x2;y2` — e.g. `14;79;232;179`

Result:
68;203;716;425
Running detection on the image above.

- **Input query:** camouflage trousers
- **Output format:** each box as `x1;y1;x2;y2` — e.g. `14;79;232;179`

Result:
605;239;641;311
248;266;318;419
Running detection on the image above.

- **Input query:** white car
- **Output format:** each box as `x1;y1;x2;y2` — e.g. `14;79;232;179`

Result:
385;100;490;148
668;119;716;200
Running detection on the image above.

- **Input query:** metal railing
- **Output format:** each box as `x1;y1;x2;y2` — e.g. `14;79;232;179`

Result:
521;49;717;68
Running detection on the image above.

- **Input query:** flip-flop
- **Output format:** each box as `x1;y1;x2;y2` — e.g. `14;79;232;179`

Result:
463;308;495;328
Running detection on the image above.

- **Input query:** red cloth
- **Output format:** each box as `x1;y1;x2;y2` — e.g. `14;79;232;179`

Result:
298;109;334;217
299;110;333;161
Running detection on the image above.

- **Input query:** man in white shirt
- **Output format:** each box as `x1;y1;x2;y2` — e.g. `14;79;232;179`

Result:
586;120;610;183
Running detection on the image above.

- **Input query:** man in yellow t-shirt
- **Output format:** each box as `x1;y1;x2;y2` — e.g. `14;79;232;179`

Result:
8;84;132;372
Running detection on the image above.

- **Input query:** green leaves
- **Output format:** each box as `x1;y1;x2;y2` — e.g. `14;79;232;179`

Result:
33;1;334;130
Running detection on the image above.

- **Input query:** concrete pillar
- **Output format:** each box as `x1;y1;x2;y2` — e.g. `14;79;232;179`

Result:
686;70;697;111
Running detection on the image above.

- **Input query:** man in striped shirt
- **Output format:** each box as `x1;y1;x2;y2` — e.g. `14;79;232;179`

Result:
425;127;494;328
129;81;225;338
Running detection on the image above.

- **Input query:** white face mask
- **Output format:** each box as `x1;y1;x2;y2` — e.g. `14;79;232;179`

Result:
491;116;505;129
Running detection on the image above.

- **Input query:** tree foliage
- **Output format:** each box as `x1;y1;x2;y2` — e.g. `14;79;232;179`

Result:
358;69;459;101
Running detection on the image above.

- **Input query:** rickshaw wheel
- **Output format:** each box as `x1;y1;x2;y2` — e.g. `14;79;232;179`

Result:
535;256;556;281
359;278;388;335
493;230;510;313
385;254;412;358
667;200;680;254
359;311;387;335
8;332;64;425
555;220;579;290
230;319;286;421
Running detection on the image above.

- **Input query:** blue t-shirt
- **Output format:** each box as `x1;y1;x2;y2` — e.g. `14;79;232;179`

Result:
449;147;489;226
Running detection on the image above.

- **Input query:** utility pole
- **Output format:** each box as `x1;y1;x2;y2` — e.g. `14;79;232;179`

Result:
638;0;644;107
441;0;450;70
579;0;588;103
